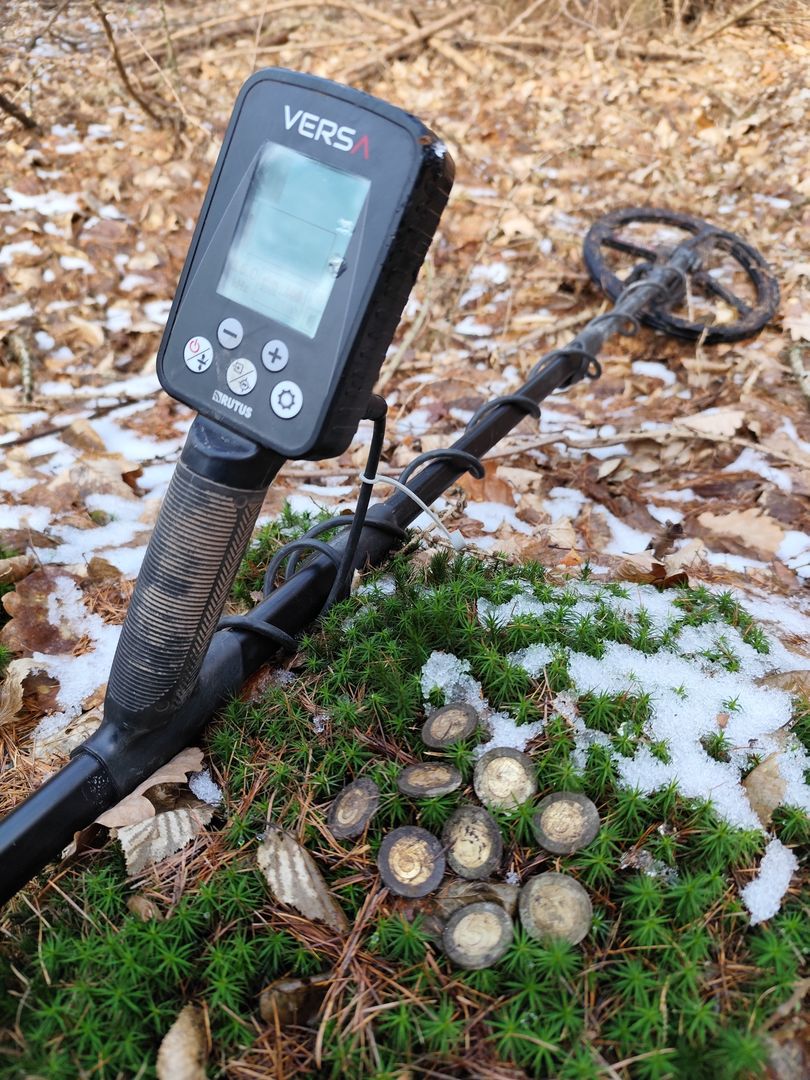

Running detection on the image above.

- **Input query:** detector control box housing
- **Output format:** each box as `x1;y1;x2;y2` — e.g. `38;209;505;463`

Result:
156;68;454;460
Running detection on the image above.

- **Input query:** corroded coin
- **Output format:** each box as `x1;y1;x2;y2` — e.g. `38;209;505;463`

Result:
378;826;445;897
518;872;592;945
397;762;463;798
442;804;503;879
422;703;479;748
442;901;513;970
327;778;380;839
473;747;537;809
531;792;600;855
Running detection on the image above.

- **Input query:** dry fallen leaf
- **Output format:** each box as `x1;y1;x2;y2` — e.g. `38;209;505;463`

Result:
759;670;810;696
96;746;204;827
674;408;746;439
697;508;784;558
257;824;349;934
115;801;214;875
156;1004;207;1080
259;973;331;1026
0;658;36;726
743;752;787;828
0;554;36;587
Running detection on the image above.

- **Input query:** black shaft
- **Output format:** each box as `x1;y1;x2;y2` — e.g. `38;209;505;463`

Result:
0;252;691;905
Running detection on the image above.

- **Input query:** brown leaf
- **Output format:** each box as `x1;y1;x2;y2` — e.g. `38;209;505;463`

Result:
0;569;84;655
759;670;810;696
547;518;577;549
697;508;784;558
457;463;514;506
743;752;787;828
259;973;331;1026
115;801;214;875
156;1004;207;1080
0;554;36;587
96;746;204;827
648;520;684;560
257;824;349;934
674;408;746;439
0;658;36;726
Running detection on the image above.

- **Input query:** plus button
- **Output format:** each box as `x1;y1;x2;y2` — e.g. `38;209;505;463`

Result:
261;338;289;372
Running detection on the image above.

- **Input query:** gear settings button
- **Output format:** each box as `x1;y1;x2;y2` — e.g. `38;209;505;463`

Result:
270;380;303;419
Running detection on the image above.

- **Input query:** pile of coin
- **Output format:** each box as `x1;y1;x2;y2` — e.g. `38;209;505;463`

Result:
327;701;601;970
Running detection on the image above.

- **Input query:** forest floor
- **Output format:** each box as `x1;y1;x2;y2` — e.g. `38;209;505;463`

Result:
1;1;809;1077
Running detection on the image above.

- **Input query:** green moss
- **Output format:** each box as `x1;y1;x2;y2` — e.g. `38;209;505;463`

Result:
3;523;808;1077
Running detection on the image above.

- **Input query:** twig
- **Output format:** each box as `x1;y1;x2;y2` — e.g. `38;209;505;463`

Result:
344;5;476;83
91;0;163;125
6;333;35;403
157;0;178;73
501;0;551;36
692;0;772;46
788;346;810;405
26;0;71;51
0;90;40;132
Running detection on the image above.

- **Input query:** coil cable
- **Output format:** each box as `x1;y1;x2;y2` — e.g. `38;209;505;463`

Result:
219;323;610;651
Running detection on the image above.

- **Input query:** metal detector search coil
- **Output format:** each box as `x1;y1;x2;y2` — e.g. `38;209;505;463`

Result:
157;67;453;460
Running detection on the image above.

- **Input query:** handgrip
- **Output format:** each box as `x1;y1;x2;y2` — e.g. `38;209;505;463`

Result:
104;459;266;731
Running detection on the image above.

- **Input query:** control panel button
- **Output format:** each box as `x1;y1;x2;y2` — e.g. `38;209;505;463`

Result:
226;358;257;396
217;317;243;349
270;380;303;418
261;338;289;372
183;335;214;373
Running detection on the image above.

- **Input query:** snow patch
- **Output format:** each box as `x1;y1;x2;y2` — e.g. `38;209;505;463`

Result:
741;838;798;925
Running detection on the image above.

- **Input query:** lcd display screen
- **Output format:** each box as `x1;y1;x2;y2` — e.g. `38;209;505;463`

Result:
217;142;370;339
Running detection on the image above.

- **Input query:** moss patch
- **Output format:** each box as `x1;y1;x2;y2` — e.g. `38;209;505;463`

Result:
1;524;808;1078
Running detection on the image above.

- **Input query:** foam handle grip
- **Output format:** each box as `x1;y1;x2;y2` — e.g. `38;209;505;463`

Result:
104;460;266;731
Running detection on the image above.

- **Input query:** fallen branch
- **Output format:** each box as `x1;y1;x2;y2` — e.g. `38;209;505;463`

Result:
0;90;40;132
474;33;704;63
692;0;773;46
344;6;476;82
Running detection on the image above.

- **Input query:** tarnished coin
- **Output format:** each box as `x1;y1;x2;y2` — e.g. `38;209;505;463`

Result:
442;805;503;880
518;872;592;945
377;826;445;897
473;747;537;809
327;778;380;839
422;703;479;748
442;901;513;970
397;762;463;798
531;792;600;855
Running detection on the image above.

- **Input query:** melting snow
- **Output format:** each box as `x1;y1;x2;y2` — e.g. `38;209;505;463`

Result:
189;769;223;806
32;576;121;739
741;838;799;925
420;650;543;755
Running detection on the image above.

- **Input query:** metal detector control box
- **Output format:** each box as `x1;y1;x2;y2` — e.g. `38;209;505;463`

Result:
157;68;453;460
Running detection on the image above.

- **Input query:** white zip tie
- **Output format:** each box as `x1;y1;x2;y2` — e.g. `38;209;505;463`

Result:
361;473;466;550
